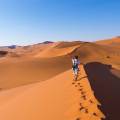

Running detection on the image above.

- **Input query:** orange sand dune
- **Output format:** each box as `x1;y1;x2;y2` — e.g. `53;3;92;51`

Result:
96;37;120;46
0;41;120;89
0;40;120;120
85;62;120;120
0;55;71;89
35;44;80;58
0;65;104;120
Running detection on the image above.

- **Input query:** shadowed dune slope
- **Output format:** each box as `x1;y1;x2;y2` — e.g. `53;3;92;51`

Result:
84;62;120;120
0;51;8;57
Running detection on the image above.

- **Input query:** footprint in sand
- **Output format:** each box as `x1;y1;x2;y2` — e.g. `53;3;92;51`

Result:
79;103;82;107
81;91;86;95
85;109;88;113
79;85;83;88
81;95;87;100
79;106;84;111
75;85;78;87
93;112;98;116
76;118;80;120
77;82;80;85
78;88;83;91
89;99;94;104
72;82;75;84
79;107;88;114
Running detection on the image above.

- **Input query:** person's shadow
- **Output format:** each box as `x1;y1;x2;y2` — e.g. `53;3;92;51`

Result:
84;62;120;120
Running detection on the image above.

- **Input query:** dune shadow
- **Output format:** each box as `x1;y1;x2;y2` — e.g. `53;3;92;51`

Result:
0;51;8;57
84;62;120;120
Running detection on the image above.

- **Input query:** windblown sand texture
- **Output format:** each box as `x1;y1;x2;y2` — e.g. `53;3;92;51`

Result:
0;39;120;120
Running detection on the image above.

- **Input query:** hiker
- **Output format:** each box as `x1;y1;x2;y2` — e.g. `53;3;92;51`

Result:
72;56;80;80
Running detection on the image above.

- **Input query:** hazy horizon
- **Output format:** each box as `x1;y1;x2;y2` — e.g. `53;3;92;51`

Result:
0;0;120;46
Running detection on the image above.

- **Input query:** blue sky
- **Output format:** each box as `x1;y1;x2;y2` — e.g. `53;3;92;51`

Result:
0;0;120;46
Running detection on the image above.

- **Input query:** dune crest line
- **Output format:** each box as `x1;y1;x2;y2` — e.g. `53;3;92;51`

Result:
0;65;105;120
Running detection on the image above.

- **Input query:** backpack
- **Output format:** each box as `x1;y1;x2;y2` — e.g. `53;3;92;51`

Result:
72;59;78;69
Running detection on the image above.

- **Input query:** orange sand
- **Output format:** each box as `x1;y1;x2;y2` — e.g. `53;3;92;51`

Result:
0;40;120;120
0;65;104;120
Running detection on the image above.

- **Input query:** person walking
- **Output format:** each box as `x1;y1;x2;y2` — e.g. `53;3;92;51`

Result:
72;56;80;80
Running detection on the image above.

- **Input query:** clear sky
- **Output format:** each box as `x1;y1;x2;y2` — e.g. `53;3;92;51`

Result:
0;0;120;46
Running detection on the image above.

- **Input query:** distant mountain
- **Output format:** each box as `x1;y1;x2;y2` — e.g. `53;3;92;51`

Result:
0;45;17;49
42;41;54;44
8;45;17;49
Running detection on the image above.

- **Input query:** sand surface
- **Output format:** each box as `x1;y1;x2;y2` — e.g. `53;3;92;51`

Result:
0;65;104;120
0;40;120;120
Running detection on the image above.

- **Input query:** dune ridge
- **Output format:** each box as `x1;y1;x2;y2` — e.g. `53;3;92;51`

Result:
0;40;119;120
0;65;105;120
96;37;120;46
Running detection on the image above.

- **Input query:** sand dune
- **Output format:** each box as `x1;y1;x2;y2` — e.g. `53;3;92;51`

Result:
84;62;120;120
0;55;72;89
0;40;120;120
96;37;120;46
0;65;104;120
35;44;80;58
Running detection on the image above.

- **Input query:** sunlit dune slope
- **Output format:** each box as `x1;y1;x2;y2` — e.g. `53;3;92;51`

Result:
34;42;80;58
0;40;120;90
0;55;71;89
0;66;104;120
0;40;119;120
96;37;120;46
